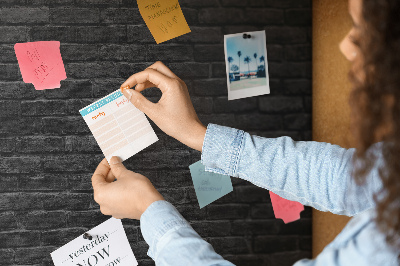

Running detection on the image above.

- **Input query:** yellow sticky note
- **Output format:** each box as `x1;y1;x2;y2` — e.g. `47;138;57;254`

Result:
137;0;191;44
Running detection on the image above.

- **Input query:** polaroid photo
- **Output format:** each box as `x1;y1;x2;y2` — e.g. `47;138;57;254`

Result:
224;30;270;100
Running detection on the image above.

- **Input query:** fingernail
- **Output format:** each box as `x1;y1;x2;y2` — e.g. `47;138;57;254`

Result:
110;156;122;165
125;89;133;100
120;85;130;92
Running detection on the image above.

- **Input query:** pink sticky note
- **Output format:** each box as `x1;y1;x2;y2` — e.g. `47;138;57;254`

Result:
14;41;67;90
269;191;304;224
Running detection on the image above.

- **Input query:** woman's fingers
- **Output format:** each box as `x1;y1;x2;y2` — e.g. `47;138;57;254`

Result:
120;68;173;94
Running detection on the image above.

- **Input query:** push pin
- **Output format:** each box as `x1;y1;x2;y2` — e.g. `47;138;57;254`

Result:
83;233;94;240
243;33;251;39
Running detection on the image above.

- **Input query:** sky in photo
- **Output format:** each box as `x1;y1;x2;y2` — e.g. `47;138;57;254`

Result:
226;32;266;73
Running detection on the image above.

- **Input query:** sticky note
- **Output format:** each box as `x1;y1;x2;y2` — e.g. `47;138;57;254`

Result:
51;218;138;266
137;0;191;44
14;41;67;90
80;90;158;163
189;161;233;209
269;191;304;224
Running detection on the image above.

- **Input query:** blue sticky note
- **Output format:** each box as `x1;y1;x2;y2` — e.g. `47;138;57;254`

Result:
189;161;233;209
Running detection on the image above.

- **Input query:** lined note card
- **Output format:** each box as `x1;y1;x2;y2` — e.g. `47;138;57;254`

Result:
189;161;233;209
51;218;137;266
137;0;191;44
14;41;67;90
80;90;158;162
269;191;304;224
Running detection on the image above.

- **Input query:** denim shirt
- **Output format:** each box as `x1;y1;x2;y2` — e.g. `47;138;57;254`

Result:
140;124;399;265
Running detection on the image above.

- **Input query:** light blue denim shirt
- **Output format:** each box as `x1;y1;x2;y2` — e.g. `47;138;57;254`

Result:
140;124;399;265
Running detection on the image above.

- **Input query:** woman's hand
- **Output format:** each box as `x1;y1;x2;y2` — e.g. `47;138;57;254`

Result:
120;61;207;152
91;157;164;220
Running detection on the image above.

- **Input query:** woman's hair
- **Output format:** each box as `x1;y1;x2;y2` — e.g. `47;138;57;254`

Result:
350;0;400;251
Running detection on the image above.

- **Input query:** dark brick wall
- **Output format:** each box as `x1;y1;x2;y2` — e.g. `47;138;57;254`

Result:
0;0;312;265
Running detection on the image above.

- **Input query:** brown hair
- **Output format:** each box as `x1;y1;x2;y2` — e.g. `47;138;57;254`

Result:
349;0;400;251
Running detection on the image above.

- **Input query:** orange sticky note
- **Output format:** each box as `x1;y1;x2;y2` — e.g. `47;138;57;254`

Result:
14;41;67;90
269;191;304;224
137;0;191;44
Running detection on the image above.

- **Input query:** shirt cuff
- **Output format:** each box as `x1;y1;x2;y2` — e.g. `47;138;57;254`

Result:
201;123;245;176
140;200;191;259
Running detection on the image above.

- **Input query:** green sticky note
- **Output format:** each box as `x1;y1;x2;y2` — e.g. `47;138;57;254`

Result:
189;161;233;209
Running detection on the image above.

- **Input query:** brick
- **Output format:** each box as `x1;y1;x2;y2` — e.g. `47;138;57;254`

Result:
44;79;93;99
100;8;143;24
41;228;86;246
285;9;312;26
66;99;97;115
181;8;199;26
140;150;191;170
0;26;28;43
31;26;126;43
304;96;311;112
41;116;90;134
18;174;70;191
91;78;126;97
43;154;100;172
66;62;119;78
0;175;18;192
250;203;275;219
283;114;311;130
60;44;99;62
99;44;146;62
263;0;311;8
0;249;14;265
264;26;309;44
65;135;101;153
0;231;40;248
75;0;120;6
254;236;299;253
0;157;41;174
259;96;303;113
0;117;42;135
209;237;250;254
191;96;213;113
43;193;93;211
15;136;65;153
266;45;284;62
268;251;312;265
0;82;39;99
0;212;18;230
158;187;191;205
49;7;99;24
21;100;67;116
235;186;270;203
245;9;284;25
194;44;224;62
299;236;312;251
224;255;264;266
0;138;15;153
14;246;54;264
149;170;193;188
0;7;49;24
220;0;248;7
0;45;18;63
176;205;207;221
283;79;311;95
127;25;155;44
168;63;209;78
277;219;311;235
207;204;249;220
213;96;257;113
223;26;259;35
193;79;227;96
67;173;93;191
0;64;21;81
0;100;20;117
191;221;231;237
211;62;225;78
198;114;235;128
67;210;108;227
285;44;311;62
236;114;282;130
199;8;244;25
179;0;219;7
231;220;278;235
124;225;140;242
269;62;311;79
18;211;66;230
173;26;223;44
147;44;194;62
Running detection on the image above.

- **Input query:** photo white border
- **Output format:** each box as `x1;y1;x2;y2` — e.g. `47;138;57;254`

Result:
224;30;270;100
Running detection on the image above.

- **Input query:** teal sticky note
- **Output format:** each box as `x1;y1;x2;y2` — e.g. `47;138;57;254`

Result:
189;160;233;209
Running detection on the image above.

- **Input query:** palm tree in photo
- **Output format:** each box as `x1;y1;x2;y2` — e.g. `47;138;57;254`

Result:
244;56;251;78
227;56;233;73
253;53;258;75
259;55;266;77
237;51;242;77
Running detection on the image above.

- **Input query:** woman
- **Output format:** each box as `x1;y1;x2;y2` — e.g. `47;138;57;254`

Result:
91;0;400;264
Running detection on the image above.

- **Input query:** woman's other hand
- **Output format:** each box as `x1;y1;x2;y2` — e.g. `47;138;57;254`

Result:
120;61;207;152
91;157;164;220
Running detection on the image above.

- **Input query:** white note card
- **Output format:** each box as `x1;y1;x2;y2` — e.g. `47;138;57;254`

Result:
79;89;158;162
51;218;138;266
